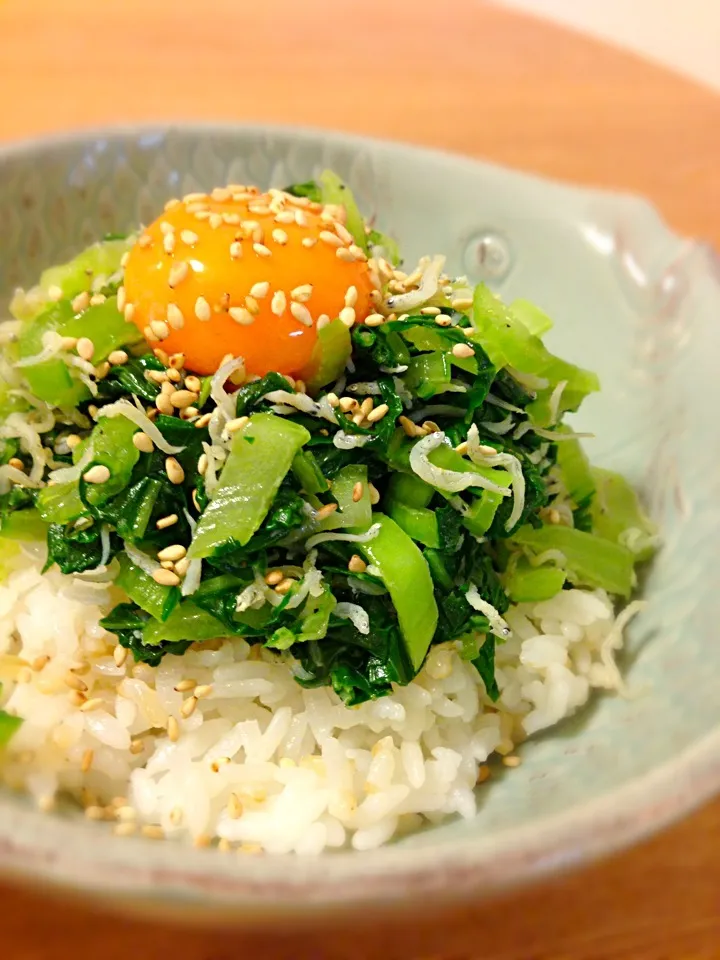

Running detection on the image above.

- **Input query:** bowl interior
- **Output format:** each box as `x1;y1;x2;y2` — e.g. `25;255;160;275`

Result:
1;125;719;911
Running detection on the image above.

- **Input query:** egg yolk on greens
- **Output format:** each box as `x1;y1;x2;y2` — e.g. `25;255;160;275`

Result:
122;186;376;377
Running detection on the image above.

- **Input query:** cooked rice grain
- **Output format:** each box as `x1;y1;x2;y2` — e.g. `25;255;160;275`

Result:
0;550;629;854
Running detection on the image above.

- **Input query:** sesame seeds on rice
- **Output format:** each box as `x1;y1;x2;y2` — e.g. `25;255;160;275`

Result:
0;548;633;855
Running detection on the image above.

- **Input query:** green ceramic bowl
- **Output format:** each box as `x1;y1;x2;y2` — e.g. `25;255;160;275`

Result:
0;125;718;922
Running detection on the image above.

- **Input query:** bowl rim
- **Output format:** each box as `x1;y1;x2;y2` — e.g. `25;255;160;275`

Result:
1;121;719;916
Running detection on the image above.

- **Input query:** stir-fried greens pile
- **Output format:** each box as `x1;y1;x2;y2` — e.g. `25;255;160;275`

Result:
0;174;656;708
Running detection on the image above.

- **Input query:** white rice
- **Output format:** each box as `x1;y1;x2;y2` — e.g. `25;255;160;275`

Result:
0;548;633;854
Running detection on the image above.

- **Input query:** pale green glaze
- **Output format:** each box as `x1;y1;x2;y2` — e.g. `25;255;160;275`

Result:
1;126;719;921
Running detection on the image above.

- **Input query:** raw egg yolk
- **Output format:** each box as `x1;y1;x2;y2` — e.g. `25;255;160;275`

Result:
122;186;376;376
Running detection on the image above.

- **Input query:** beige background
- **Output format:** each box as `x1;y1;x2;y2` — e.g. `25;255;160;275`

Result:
500;0;720;91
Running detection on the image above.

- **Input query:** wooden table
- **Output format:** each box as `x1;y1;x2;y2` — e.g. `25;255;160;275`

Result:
1;1;720;956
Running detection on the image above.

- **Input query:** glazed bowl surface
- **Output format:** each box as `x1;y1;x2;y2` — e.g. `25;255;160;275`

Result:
0;124;718;921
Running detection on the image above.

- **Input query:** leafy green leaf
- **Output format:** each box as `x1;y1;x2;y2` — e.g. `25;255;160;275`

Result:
472;635;499;701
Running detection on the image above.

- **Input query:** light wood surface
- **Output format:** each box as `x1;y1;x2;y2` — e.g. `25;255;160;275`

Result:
1;1;720;957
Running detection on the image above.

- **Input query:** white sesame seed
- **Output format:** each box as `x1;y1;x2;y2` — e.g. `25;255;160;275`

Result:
181;696;198;719
76;337;95;361
319;230;342;248
324;203;346;223
249;281;270;299
271;291;287;317
290;284;313;303
294;209;308;227
150;319;170;340
274;577;297;595
253;243;272;258
152;568;181;587
180;229;199;245
344;285;358;308
47;284;63;301
156;514;179;530
211;187;231;202
165;457;185;485
365;313;385;327
163;232;176;254
336;247;355;263
83;464;110;485
452;343;475;359
157;544;187;563
71;290;90;313
248;203;271;216
124;303;136;322
80;697;105;713
359;398;374;418
112;645;128;668
271;228;288;245
64;670;88;693
156;393;173;415
339;306;356;328
348;244;367;261
275;210;296;225
366;403;389;423
226;416;250;433
89;294;106;306
245;296;260;315
194;210;211;221
133;432;154;453
302;237;317;248
114;287;127;313
138;234;152;248
167;716;180;743
194;684;213;699
194;296;212;322
230;241;243;259
335;222;354;245
167;303;185;330
170;389;199;409
452;297;474;311
289;302;313;327
316;314;330;330
229;307;254;326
